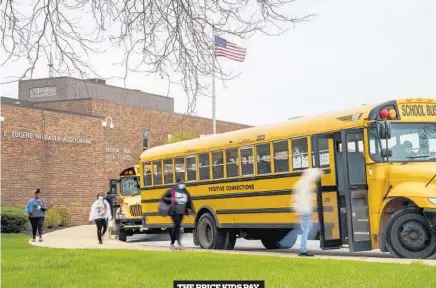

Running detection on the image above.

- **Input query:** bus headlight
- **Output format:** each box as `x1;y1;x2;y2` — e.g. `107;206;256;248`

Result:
428;198;436;205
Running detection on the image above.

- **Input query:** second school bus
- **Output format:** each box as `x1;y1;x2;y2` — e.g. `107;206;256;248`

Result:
139;98;436;259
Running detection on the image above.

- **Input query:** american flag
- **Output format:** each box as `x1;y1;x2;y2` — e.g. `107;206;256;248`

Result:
215;35;247;62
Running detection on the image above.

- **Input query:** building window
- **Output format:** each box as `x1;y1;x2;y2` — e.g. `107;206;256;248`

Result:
175;157;185;181
153;161;163;185
240;146;254;176
186;156;197;182
199;153;210;181
273;140;289;173
163;159;174;184
256;143;271;175
29;86;56;98
212;151;224;179
292;138;309;170
143;131;150;151
225;148;239;178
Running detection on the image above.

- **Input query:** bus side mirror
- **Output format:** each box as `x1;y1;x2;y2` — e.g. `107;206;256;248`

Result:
377;121;392;140
381;148;392;158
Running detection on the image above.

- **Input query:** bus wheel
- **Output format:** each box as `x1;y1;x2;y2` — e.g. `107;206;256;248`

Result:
196;213;226;249
119;229;127;242
386;208;436;259
261;231;289;249
225;232;237;250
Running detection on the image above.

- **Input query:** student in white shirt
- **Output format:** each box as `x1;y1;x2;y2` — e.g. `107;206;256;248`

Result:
280;168;323;256
88;192;112;244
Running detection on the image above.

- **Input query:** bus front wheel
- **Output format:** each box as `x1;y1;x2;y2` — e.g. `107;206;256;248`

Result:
386;207;436;259
119;229;127;242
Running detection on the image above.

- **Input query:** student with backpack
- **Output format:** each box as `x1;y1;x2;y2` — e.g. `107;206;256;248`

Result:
160;179;196;250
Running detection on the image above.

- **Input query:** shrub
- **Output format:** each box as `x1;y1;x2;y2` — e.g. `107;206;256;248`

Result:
1;206;28;233
56;207;72;227
45;209;61;229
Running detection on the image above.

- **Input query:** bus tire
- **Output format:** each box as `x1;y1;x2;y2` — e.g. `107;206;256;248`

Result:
196;213;226;249
119;229;127;242
224;232;237;250
385;207;436;259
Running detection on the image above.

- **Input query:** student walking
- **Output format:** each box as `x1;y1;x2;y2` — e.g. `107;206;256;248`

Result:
24;189;47;242
161;179;196;250
280;168;323;256
89;192;112;244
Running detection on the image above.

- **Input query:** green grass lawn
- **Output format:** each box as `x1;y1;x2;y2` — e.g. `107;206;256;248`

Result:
2;233;436;288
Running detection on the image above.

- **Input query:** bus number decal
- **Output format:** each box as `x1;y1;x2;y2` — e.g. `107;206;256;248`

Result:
256;134;265;141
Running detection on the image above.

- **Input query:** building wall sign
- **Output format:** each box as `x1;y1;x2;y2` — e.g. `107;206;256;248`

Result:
105;147;132;163
2;131;91;144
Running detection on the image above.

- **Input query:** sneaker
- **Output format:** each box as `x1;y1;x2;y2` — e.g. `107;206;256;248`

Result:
170;244;176;250
178;244;185;250
99;241;103;245
31;239;36;242
38;237;43;242
298;252;314;257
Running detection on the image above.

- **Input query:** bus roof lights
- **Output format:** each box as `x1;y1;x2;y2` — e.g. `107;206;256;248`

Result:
379;108;389;119
388;109;397;119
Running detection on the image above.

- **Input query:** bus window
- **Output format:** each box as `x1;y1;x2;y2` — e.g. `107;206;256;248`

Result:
256;143;271;175
199;153;211;181
153;161;163;185
163;159;174;184
292;138;309;170
175;157;185;181
240;146;254;176
143;162;152;187
186;156;197;182
212;151;224;179
273;140;289;173
312;138;330;168
226;148;239;178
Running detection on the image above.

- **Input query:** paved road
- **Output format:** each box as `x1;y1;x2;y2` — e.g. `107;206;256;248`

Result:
128;232;392;258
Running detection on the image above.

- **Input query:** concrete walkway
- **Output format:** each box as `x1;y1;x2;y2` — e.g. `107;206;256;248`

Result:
30;225;436;266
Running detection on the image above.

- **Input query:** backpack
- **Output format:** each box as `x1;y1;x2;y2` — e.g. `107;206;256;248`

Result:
158;189;175;216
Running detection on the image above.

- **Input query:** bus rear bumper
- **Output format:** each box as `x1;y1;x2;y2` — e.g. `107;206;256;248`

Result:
423;209;436;233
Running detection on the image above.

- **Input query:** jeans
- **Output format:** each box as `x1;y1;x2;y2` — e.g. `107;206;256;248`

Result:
279;213;318;252
170;213;184;245
29;217;44;238
95;218;108;242
300;213;312;253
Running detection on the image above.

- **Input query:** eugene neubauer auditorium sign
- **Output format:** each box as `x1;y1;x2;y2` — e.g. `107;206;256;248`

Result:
2;130;92;144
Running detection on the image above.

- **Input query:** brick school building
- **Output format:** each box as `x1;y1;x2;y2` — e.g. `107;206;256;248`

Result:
0;77;249;224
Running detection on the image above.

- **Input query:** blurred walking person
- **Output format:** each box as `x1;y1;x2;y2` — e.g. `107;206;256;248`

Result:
160;179;196;250
24;189;47;242
89;192;112;244
280;168;323;256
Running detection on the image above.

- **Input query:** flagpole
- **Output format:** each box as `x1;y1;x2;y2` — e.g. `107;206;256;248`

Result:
212;33;217;135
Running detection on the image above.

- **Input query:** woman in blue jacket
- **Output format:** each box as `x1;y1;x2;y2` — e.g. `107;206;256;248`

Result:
24;189;47;242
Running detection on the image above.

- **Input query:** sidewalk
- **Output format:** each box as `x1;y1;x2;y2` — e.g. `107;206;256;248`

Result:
30;225;436;266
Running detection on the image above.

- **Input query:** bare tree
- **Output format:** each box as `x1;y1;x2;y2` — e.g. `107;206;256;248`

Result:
0;0;311;114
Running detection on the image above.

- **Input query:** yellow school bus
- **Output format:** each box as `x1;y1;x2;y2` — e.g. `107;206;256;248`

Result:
139;98;436;258
115;165;168;241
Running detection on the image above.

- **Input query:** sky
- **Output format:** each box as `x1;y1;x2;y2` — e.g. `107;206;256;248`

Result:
1;0;435;127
